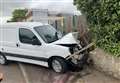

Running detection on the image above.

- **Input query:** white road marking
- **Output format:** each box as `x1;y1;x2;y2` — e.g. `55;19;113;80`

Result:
18;63;30;83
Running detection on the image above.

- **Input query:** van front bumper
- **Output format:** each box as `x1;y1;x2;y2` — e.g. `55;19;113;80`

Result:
65;43;94;67
66;53;89;66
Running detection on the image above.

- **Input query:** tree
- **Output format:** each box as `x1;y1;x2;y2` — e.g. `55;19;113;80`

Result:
74;0;120;56
9;9;28;22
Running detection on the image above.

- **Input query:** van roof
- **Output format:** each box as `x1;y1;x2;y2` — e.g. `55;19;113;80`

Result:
0;22;48;28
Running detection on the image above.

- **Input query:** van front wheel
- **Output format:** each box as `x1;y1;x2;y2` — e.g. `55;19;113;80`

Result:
50;57;68;73
0;53;7;65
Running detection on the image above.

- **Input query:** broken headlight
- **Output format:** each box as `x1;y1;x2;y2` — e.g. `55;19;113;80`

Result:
69;45;80;54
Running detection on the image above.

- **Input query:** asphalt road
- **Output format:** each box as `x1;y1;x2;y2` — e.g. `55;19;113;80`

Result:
0;62;120;83
0;62;25;83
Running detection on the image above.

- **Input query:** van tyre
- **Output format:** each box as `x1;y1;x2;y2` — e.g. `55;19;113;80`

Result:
49;57;68;73
0;53;7;65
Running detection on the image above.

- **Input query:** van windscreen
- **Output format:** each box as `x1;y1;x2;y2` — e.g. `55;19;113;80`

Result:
34;25;62;43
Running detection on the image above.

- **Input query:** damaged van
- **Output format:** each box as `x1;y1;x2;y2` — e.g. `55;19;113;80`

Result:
0;22;93;73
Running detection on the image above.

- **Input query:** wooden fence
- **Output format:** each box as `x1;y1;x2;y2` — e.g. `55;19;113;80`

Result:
56;15;92;46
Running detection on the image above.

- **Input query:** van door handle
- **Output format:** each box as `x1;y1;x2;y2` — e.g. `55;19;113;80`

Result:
16;43;20;47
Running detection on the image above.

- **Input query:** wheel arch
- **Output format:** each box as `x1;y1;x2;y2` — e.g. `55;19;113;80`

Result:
48;56;66;68
48;56;66;62
0;52;8;65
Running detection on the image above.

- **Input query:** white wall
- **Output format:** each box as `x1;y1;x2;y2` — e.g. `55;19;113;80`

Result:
32;9;48;23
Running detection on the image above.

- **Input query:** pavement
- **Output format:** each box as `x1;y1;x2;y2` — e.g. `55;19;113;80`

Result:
0;61;120;83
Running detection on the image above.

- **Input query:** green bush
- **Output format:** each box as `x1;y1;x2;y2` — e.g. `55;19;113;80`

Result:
74;0;120;57
91;24;120;57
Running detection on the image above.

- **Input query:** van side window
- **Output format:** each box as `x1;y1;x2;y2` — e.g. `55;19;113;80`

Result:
19;28;39;45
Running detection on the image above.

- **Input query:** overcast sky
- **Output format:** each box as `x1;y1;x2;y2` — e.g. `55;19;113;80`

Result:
0;0;80;23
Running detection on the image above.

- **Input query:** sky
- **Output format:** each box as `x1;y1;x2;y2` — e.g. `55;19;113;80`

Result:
0;0;80;23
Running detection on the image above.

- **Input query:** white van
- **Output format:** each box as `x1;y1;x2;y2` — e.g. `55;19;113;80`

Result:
0;22;89;73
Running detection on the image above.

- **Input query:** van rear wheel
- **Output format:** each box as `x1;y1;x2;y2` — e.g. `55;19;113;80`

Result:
0;53;7;65
50;57;68;73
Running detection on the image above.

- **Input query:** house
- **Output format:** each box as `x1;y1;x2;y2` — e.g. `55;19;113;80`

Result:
23;9;87;34
24;9;49;23
23;9;65;32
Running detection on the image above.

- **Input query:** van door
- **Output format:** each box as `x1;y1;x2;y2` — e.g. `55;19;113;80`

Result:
15;28;47;62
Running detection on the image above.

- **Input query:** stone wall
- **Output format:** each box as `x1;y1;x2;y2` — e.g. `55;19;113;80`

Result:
90;48;120;80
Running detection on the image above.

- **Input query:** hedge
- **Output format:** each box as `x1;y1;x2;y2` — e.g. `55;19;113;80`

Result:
74;0;120;57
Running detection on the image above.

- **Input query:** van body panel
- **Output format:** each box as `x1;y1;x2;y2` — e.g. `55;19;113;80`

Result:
6;56;48;67
0;26;18;53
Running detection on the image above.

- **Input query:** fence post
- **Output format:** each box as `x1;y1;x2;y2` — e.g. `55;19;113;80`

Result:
66;16;72;33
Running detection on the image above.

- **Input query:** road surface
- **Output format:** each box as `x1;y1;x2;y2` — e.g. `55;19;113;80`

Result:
0;62;120;83
0;62;25;83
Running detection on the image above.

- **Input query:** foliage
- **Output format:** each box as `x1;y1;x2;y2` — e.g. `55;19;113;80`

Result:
9;9;28;22
74;0;120;57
